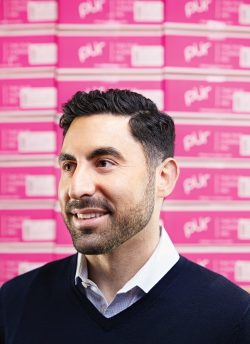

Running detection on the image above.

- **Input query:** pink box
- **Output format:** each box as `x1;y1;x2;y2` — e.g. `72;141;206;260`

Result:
182;252;250;291
59;0;164;25
169;166;250;201
55;207;73;245
165;0;250;27
175;120;250;158
57;75;164;111
0;208;56;242
164;76;250;115
0;74;57;112
0;32;57;70
0;0;58;25
58;32;163;70
0;165;56;199
0;252;54;285
161;209;250;244
0;120;56;155
165;31;250;73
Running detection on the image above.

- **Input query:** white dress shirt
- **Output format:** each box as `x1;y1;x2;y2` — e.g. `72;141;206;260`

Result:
75;227;179;318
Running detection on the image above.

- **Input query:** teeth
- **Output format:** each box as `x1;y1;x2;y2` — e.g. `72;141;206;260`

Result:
76;213;104;219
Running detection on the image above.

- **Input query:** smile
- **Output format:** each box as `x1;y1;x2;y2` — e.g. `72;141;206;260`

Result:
76;213;106;219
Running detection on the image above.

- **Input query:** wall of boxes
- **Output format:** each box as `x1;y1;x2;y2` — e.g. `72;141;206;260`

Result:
0;0;250;291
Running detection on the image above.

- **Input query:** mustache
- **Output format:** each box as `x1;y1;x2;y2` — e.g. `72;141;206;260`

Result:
65;197;114;213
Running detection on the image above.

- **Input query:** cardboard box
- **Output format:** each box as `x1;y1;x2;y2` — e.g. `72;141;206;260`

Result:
161;208;250;244
165;0;250;28
0;74;57;112
0;208;56;243
57;74;164;111
164;31;250;74
0;31;57;71
0;164;56;199
175;119;250;158
58;31;163;70
0;119;56;155
169;164;250;201
182;252;250;291
164;75;250;116
0;252;54;285
0;0;58;25
58;0;164;25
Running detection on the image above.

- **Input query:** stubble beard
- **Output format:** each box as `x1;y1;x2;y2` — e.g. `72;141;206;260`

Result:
62;175;156;255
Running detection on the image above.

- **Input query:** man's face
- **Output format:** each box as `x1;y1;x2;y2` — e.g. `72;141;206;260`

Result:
58;114;157;255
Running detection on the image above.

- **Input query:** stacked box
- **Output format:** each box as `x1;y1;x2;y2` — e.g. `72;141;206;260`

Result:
58;0;164;26
0;118;56;156
165;0;250;29
175;119;250;158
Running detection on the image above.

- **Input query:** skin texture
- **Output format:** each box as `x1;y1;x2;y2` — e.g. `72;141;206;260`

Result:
58;114;179;302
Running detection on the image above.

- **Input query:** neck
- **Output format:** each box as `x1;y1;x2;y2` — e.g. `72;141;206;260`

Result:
85;223;161;304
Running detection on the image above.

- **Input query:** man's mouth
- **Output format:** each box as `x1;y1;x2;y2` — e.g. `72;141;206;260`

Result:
76;213;106;219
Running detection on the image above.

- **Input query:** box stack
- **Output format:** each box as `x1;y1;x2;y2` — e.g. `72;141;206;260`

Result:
0;0;58;282
161;0;250;292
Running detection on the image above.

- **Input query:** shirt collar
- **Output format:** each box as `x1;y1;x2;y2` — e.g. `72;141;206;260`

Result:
75;227;179;294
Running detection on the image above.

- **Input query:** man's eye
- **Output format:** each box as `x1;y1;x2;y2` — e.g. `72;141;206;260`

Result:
62;162;74;172
97;160;114;168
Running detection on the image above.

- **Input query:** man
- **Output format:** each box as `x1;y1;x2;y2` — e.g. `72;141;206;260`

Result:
0;89;249;343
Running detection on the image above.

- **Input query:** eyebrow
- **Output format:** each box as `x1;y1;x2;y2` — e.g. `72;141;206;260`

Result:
58;147;125;163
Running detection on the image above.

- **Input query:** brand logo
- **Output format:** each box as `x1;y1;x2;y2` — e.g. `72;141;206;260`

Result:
183;173;210;194
183;130;211;151
184;42;211;62
184;86;212;106
78;42;106;63
79;0;105;18
184;217;211;238
185;0;212;18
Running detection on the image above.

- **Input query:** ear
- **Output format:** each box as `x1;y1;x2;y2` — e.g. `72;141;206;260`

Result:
156;158;179;198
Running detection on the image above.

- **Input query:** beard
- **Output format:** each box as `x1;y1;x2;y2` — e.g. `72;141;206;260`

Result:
61;175;156;255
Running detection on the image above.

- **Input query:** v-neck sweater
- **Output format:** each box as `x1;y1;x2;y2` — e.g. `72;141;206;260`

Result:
1;254;250;344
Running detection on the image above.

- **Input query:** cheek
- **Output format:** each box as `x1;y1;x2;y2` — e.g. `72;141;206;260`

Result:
58;176;68;203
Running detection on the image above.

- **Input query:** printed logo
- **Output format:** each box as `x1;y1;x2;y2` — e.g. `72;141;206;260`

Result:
185;0;212;18
184;42;211;62
183;130;211;151
184;217;211;238
183;173;211;194
79;0;105;18
184;86;212;106
78;42;106;63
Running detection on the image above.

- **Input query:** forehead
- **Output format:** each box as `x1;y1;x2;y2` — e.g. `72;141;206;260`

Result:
61;114;142;156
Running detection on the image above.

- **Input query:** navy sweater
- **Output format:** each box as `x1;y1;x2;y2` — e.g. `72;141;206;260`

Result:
1;255;249;344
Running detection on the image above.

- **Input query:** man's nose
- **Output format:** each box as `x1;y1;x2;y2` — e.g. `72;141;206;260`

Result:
68;166;96;199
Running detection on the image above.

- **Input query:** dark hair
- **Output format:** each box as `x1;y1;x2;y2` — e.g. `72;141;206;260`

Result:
60;89;175;166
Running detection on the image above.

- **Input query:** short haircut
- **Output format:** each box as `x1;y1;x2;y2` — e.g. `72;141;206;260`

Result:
59;89;175;166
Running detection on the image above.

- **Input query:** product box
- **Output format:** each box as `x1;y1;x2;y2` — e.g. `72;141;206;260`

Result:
0;74;57;113
0;208;56;243
169;164;250;201
164;30;250;74
0;118;56;156
58;30;163;71
174;119;250;158
58;0;164;26
0;0;58;25
57;74;164;111
0;252;54;285
165;0;250;28
182;252;250;291
55;205;73;245
161;207;250;244
164;75;250;116
0;31;57;71
0;163;56;199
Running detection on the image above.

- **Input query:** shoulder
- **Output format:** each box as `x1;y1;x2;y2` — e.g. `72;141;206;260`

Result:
0;254;77;300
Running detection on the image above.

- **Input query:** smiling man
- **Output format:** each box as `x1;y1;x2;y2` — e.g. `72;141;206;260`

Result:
1;89;250;344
